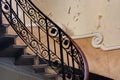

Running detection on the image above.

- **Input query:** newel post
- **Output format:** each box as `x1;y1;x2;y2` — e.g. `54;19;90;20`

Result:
0;0;2;26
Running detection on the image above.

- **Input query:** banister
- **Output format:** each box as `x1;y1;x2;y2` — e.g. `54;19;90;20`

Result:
1;0;89;80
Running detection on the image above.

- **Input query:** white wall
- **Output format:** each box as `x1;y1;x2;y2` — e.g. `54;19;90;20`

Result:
32;0;120;50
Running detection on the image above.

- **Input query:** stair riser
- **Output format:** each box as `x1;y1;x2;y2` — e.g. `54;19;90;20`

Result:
0;46;24;57
34;68;45;73
15;55;35;65
0;37;15;51
15;59;34;65
0;27;6;37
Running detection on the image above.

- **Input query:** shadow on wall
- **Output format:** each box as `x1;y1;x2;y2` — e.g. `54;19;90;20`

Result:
56;22;74;36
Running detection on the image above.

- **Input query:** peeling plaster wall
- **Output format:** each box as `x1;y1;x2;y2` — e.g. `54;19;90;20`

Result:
32;0;90;35
32;0;120;49
4;0;96;35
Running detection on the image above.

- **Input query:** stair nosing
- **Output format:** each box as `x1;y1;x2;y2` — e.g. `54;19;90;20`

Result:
44;73;57;77
12;44;27;48
2;24;10;27
21;55;36;58
0;34;18;38
4;34;18;38
32;64;48;68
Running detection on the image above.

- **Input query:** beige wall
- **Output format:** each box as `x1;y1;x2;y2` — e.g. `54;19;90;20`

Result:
74;38;120;80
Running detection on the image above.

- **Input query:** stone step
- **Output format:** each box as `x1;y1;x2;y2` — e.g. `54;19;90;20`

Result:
0;45;25;57
15;55;36;65
44;73;58;80
0;35;17;51
33;64;48;73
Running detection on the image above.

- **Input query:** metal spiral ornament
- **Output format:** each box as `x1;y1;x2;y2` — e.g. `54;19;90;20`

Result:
12;18;17;24
19;0;26;5
21;30;27;37
30;40;38;48
62;37;70;49
38;18;46;26
28;8;35;16
41;49;49;59
49;26;59;37
2;2;10;14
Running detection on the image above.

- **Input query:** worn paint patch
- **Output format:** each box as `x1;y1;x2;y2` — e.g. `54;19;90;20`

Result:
97;15;103;30
75;18;79;22
98;15;103;20
73;12;80;22
107;0;110;2
48;12;53;17
67;22;69;26
68;7;71;14
77;12;81;16
62;24;74;36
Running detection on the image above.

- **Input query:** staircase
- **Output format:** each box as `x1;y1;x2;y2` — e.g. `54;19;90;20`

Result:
0;24;59;80
0;0;113;80
0;0;89;80
0;24;114;80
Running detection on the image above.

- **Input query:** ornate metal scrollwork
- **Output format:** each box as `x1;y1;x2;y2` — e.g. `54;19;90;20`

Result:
41;49;49;59
28;8;35;16
21;30;27;37
19;0;26;4
30;40;38;48
2;0;88;80
2;1;10;13
49;26;59;37
12;18;17;24
38;18;46;26
62;37;70;49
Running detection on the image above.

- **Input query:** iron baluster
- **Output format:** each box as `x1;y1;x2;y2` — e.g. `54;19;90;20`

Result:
45;19;51;66
38;26;41;41
66;51;70;70
71;44;76;80
30;19;33;34
10;0;12;22
23;11;26;26
54;40;56;54
59;29;66;80
16;1;18;18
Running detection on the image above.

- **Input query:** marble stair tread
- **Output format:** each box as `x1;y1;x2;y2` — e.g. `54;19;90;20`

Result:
33;64;48;68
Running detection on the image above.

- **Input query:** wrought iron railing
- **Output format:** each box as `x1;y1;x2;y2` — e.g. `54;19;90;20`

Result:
1;0;89;80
